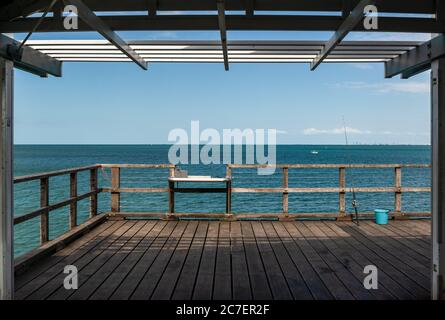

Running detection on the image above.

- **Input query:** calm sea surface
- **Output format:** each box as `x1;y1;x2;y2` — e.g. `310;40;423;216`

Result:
13;144;431;256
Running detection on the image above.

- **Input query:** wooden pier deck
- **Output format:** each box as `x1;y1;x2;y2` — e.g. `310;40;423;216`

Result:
14;219;431;300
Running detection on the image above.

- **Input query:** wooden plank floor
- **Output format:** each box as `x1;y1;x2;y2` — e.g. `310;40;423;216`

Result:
14;219;431;300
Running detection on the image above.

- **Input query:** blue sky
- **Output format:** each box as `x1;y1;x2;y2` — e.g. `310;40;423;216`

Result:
13;30;431;145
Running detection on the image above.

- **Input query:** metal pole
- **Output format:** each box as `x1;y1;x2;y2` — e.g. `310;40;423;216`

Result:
431;57;445;300
0;57;14;300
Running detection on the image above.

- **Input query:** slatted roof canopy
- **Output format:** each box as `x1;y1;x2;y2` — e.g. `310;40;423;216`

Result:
0;0;437;76
26;40;421;64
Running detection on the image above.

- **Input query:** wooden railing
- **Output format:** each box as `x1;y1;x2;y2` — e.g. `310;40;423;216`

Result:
227;164;431;220
99;163;431;221
14;165;102;245
13;163;431;252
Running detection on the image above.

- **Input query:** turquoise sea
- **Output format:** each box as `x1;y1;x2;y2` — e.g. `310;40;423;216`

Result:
13;145;431;256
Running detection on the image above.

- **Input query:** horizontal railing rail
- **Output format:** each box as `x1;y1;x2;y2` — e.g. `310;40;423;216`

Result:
229;187;431;193
228;164;430;169
14;164;100;183
100;164;175;169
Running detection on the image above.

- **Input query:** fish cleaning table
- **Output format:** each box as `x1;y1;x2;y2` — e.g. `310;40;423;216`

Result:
168;176;232;214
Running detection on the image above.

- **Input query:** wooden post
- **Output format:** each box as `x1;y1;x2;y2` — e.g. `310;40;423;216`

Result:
431;57;445;299
282;167;289;217
169;166;175;179
339;167;346;217
90;167;98;217
69;172;77;229
40;177;49;243
226;180;232;214
111;167;120;212
0;58;14;299
168;166;175;217
226;166;232;217
394;166;402;219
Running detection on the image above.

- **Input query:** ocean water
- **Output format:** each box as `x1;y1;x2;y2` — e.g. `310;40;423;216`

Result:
13;144;431;256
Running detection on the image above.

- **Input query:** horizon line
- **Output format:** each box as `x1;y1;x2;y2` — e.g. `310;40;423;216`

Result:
13;143;431;146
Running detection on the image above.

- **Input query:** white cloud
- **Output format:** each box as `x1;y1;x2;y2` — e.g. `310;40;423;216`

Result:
303;127;429;137
384;82;429;93
347;32;431;42
333;81;429;94
350;63;374;70
303;127;371;135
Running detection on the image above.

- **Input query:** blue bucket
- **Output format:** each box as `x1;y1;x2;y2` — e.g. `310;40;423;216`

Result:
374;209;390;225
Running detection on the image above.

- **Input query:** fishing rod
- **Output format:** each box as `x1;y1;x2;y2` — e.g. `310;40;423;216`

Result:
342;117;360;226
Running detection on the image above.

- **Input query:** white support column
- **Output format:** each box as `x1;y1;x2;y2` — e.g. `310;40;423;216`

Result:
431;57;445;300
0;58;14;300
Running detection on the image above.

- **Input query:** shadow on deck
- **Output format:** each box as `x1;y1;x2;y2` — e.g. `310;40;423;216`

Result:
14;219;431;300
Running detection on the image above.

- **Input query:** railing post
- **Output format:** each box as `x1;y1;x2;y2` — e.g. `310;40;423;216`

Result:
111;167;120;213
90;167;98;217
69;172;77;228
394;166;403;219
167;166;175;218
282;167;289;218
339;167;346;217
226;165;232;219
40;177;49;243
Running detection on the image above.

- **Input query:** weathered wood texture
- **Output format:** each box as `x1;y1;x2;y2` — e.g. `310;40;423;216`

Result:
39;177;49;244
14;219;431;300
14;164;105;250
110;167;120;213
283;167;289;216
90;168;98;218
339;167;346;216
69;172;77;229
